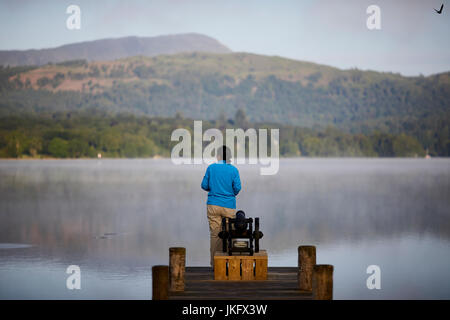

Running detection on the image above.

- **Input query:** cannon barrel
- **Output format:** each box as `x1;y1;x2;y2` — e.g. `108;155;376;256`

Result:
234;210;247;232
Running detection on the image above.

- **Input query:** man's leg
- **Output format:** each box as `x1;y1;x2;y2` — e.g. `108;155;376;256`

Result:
207;205;222;267
207;205;236;267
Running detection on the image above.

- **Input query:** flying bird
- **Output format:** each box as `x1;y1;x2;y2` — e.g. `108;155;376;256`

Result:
434;4;444;14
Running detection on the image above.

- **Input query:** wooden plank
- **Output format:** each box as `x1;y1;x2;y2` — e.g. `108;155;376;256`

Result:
186;275;297;282
175;296;312;300
170;283;312;296
179;292;307;298
168;266;313;300
169;290;313;300
186;267;298;281
184;282;302;288
228;259;241;280
255;259;268;280
171;292;312;298
214;259;227;280
241;259;254;280
185;266;296;273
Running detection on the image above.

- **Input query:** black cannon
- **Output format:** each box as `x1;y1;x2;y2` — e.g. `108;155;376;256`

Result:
218;210;263;256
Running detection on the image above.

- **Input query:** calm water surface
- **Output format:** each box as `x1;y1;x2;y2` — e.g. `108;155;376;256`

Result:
0;158;449;299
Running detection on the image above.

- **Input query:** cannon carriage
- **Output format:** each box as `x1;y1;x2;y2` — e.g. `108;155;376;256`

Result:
218;210;263;256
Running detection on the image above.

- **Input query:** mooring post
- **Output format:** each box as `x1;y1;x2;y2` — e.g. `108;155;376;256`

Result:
312;264;334;300
169;247;186;292
152;265;169;300
298;245;316;291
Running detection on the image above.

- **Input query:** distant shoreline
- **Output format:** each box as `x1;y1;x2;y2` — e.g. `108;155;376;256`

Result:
0;156;443;160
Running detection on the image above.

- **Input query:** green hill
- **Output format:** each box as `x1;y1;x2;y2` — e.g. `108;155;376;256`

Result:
0;52;449;156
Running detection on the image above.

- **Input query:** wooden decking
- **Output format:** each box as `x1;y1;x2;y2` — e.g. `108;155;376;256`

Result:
168;267;313;300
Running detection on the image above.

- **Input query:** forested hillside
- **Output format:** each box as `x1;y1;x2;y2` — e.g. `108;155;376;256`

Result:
0;52;448;157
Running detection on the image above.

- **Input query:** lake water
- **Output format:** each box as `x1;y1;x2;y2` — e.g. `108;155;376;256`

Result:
0;158;449;299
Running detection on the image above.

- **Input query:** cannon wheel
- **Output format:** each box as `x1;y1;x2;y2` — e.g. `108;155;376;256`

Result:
221;217;227;252
228;218;233;256
254;217;260;253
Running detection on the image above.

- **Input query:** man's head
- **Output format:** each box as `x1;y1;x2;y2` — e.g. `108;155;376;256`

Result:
217;145;231;163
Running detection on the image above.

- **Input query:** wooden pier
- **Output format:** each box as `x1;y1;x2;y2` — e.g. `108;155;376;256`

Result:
152;246;333;300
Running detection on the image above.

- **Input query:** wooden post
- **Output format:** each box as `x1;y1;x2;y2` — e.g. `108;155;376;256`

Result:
298;245;316;291
312;264;334;300
169;247;186;292
152;265;169;300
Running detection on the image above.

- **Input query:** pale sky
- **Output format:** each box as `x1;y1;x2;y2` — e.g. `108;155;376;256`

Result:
0;0;449;76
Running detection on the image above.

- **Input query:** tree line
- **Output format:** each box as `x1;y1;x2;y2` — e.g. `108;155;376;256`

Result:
0;110;428;159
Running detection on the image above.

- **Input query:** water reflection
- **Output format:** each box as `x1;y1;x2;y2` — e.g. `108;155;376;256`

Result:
0;159;449;299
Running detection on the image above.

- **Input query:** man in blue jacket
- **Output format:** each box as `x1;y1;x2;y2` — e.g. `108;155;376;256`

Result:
201;145;241;266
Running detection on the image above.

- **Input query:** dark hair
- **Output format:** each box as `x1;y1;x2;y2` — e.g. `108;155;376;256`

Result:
218;145;231;163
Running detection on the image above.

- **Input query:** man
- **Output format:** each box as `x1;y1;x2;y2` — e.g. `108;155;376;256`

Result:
201;145;241;267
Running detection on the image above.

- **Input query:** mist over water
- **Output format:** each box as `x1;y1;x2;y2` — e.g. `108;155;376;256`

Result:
0;158;449;299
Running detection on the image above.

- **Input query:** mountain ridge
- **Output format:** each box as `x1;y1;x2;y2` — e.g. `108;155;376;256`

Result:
0;33;232;66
